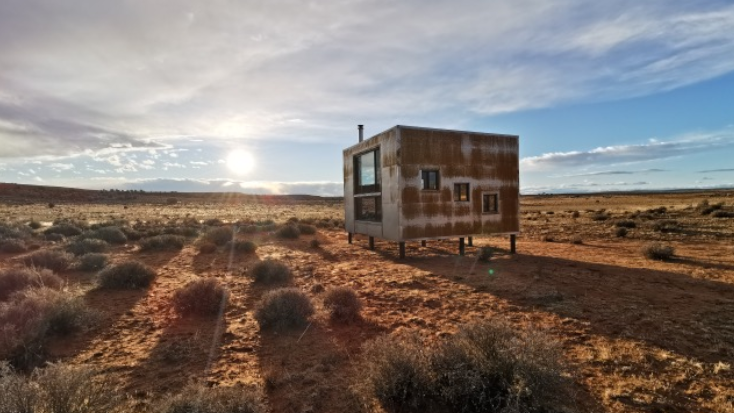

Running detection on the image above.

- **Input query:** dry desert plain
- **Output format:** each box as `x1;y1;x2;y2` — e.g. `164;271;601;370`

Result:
1;184;733;413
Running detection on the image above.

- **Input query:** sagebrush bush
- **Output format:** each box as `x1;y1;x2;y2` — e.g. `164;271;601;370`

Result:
591;212;610;221
356;320;573;413
652;219;682;233
28;220;42;230
309;239;320;248
81;226;128;245
0;222;32;240
297;223;317;235
0;239;27;253
615;219;637;228
66;238;109;256
0;362;122;413
250;259;292;284
477;246;493;262
22;250;73;272
202;226;234;246
163;226;200;237
98;261;156;289
157;384;267;413
43;224;82;237
138;234;186;252
226;240;257;253
712;210;734;218
172;278;228;316
571;211;580;218
255;288;314;330
323;286;362;323
77;253;109;271
615;227;628;238
0;267;63;301
0;288;93;368
275;225;300;239
642;242;675;261
198;241;218;254
44;233;65;242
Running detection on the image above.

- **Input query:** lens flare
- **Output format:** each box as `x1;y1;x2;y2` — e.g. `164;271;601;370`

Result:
226;150;255;175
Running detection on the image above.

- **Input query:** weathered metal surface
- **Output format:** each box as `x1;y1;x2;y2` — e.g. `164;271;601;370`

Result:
344;125;519;242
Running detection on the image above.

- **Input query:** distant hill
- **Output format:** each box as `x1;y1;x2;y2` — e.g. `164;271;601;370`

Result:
0;182;343;205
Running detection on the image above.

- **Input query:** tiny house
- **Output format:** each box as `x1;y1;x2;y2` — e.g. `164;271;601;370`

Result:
343;125;519;257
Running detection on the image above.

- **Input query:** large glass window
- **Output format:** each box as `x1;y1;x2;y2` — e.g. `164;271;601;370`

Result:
355;148;380;194
356;196;381;221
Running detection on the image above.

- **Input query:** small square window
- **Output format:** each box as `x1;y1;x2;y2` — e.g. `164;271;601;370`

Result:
483;193;499;213
421;170;439;190
454;183;470;202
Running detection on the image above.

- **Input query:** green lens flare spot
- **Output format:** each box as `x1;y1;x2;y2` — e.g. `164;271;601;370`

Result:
488;269;495;275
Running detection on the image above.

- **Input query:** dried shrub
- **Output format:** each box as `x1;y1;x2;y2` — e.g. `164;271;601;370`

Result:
309;239;320;248
571;236;583;245
477;246;493;262
120;226;143;241
0;268;63;301
0;222;32;240
172;278;228;316
571;211;580;218
77;253;109;271
81;226;128;245
22;250;73;272
163;226;200;237
250;259;292;284
615;219;637;228
541;234;554;242
139;234;186;252
254;288;314;330
166;197;179;205
590;212;610;221
615;227;628;238
44;233;65;242
297;223;317;235
712;210;734;218
198;241;218;254
202;226;233;246
0;239;27;253
28;220;42;230
158;384;267;413
275;225;300;239
643;242;675;261
0;288;93;368
356;320;574;413
43;224;82;237
0;363;122;413
226;240;257;254
98;261;156;289
324;286;362;323
66;238;108;256
203;218;225;226
652;219;682;233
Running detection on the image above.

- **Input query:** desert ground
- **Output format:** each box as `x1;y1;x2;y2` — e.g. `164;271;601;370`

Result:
1;185;733;412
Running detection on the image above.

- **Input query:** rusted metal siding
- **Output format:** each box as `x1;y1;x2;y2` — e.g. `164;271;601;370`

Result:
344;125;519;242
398;126;519;239
343;128;400;239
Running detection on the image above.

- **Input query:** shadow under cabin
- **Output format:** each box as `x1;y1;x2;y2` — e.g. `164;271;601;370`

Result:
343;125;520;258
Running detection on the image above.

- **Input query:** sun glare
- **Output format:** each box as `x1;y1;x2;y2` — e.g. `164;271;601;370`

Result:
226;149;255;175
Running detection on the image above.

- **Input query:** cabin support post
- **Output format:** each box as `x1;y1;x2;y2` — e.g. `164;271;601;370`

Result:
468;236;473;247
348;233;353;244
459;237;465;256
510;234;516;254
369;236;375;250
421;240;426;247
399;242;406;259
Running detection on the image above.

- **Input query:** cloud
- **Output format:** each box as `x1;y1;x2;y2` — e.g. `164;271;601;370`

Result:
48;162;74;171
1;1;734;160
113;178;343;196
698;168;734;173
522;128;734;170
553;169;666;177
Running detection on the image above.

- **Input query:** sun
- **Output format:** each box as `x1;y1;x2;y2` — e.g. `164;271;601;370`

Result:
226;149;255;175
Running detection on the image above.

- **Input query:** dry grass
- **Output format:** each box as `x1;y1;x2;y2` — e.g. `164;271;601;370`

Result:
172;278;228;316
97;261;156;289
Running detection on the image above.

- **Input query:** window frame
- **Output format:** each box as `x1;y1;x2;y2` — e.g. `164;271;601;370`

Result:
421;169;440;191
354;147;381;195
355;195;382;222
454;183;470;202
482;192;499;214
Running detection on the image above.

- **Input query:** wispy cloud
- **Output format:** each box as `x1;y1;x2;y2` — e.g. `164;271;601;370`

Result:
698;168;734;173
1;1;733;160
522;128;734;170
553;169;666;177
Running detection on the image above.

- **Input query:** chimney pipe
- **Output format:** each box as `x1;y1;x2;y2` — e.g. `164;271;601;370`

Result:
358;125;364;142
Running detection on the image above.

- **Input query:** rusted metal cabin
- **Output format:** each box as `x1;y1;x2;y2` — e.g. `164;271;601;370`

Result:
343;125;519;258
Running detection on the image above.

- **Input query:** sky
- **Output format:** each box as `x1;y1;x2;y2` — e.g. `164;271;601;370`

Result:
1;0;733;195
